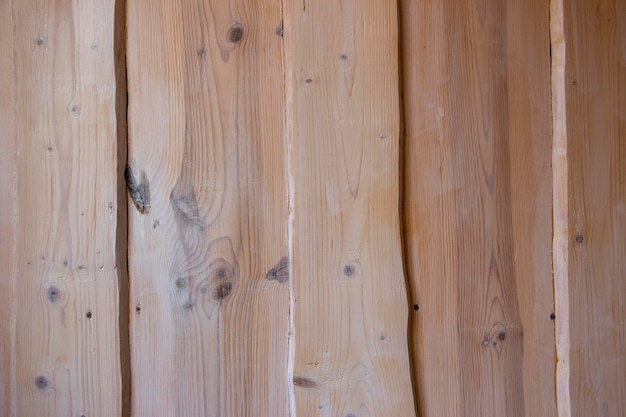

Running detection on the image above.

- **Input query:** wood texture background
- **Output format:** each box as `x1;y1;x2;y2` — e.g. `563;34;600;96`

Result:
1;0;625;416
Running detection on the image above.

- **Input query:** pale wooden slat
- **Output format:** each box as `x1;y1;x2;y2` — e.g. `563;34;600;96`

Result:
562;1;626;416
0;0;16;414
10;1;122;416
550;0;570;416
401;1;556;416
284;1;417;416
126;1;289;416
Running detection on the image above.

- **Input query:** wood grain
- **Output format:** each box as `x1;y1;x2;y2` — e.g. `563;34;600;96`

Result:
9;0;123;416
126;1;289;416
284;1;417;416
401;1;556;416
562;1;626;416
0;0;16;414
550;0;570;415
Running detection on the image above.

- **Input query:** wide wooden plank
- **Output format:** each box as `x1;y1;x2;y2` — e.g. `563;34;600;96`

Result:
284;2;416;416
126;1;289;416
401;1;556;416
561;1;626;416
10;0;122;416
0;0;16;414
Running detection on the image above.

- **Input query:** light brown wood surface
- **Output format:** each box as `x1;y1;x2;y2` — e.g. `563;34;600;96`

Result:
401;1;556;416
5;0;123;416
562;1;626;416
284;1;417;416
0;0;16;414
550;0;570;416
126;1;289;416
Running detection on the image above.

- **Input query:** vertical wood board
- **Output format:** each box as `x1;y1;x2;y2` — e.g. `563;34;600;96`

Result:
10;0;122;416
126;1;289;416
564;1;626;416
284;1;417;416
0;0;16;414
401;1;556;416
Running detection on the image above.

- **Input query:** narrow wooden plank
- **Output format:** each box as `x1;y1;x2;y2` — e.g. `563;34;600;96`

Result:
10;1;122;416
284;2;416;416
550;0;570;416
401;1;556;416
126;1;289;416
562;1;626;416
0;0;16;414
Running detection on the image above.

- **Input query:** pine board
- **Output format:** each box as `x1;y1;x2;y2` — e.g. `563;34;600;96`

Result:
284;1;417;416
126;1;289;416
563;1;626;416
0;0;16;414
9;0;123;416
401;1;556;416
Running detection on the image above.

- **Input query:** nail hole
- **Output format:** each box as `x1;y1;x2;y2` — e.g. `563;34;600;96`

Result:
413;304;420;311
305;78;312;83
86;311;92;319
550;313;556;320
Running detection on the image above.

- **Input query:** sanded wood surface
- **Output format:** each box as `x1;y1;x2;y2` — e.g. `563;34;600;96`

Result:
401;1;556;416
0;0;16;414
6;0;123;416
284;2;417;416
126;1;289;416
562;1;626;416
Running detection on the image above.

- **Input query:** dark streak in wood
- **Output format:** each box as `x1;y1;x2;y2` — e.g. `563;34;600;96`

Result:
293;376;320;389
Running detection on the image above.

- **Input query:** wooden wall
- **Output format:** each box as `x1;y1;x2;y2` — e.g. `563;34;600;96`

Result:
0;1;624;417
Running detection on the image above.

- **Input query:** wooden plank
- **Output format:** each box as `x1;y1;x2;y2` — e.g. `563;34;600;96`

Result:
550;0;570;416
10;0;122;416
561;1;626;416
284;2;417;416
0;0;16;414
401;1;556;416
126;1;289;416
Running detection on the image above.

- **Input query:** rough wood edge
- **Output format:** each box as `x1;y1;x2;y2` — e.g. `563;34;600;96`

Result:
550;0;570;416
280;0;296;414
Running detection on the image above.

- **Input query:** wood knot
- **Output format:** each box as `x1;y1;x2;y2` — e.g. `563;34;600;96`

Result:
46;285;62;303
125;164;150;214
266;256;289;284
483;323;510;357
34;375;49;390
214;282;232;300
228;25;244;43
